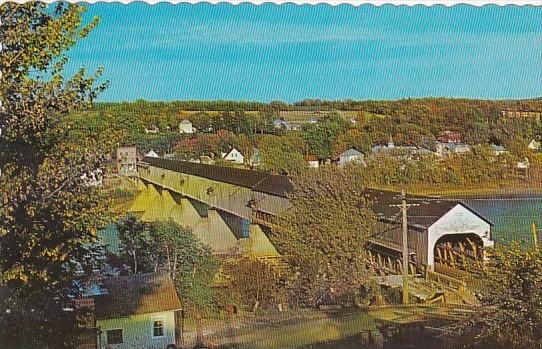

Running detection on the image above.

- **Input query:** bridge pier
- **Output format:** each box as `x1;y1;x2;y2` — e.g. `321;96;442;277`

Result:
128;180;161;214
244;224;280;258
141;185;177;222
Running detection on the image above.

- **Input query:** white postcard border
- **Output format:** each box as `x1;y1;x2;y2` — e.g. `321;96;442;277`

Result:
20;0;542;7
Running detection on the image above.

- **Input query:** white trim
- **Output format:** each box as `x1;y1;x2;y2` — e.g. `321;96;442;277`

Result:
151;316;166;339
426;203;493;267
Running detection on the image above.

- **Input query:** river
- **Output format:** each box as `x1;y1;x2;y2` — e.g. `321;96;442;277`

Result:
457;195;542;246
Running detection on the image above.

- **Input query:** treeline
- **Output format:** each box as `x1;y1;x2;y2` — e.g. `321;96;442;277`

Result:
70;98;542;172
360;146;542;189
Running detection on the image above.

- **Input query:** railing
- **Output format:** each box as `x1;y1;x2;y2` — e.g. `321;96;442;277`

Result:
426;270;466;291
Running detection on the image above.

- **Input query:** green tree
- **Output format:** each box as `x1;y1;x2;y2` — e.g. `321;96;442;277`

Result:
304;113;350;160
116;214;154;274
272;166;377;307
0;3;107;348
116;218;218;345
259;134;307;175
457;244;542;349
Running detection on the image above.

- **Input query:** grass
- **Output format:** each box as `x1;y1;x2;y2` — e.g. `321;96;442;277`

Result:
189;305;465;349
187;309;377;349
234;312;375;349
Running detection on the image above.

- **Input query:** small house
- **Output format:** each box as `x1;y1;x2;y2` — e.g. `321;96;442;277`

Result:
528;139;541;151
223;148;245;164
435;142;471;156
371;136;424;159
305;155;320;168
145;150;159;158
338;148;364;166
179;119;195;134
145;125;160;134
272;119;288;130
95;272;182;349
517;157;530;170
491;144;507;156
437;131;462;144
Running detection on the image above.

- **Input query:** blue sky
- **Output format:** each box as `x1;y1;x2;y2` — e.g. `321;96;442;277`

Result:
67;3;542;102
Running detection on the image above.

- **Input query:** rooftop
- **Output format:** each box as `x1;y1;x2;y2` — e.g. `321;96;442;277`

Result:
141;157;490;228
143;156;293;197
94;272;182;320
340;148;363;157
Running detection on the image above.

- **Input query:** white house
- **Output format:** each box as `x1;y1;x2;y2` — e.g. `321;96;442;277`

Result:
145;150;159;158
249;148;261;167
145;125;160;134
435;142;471;156
528;139;541;151
517;157;530;170
338;148;364;166
305;155;319;168
179;119;195;134
491;144;508;156
95;273;182;349
222;148;244;164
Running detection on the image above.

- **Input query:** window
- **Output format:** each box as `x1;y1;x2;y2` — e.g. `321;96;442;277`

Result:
153;319;165;338
106;329;123;345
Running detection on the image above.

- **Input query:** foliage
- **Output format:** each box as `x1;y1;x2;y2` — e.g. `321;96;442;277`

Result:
271;166;377;307
303;113;350;160
116;215;154;274
0;3;107;348
175;129;252;161
456;244;542;349
115;217;219;313
258;134;307;175
224;257;284;310
360;144;531;189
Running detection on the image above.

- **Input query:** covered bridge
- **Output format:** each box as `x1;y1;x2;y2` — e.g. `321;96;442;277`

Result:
134;157;494;273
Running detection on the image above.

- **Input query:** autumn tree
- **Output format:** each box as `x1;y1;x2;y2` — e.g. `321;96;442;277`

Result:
456;244;542;349
0;3;108;348
271;166;377;306
225;257;284;311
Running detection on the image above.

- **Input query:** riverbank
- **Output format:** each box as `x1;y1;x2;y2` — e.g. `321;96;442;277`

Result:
375;184;542;199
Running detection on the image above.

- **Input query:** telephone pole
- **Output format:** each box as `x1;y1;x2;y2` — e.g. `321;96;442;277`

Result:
390;189;419;305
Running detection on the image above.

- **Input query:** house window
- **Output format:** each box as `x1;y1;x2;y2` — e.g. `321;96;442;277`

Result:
153;319;165;338
106;329;123;345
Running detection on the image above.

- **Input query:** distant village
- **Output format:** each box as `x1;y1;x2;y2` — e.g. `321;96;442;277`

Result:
115;117;542;176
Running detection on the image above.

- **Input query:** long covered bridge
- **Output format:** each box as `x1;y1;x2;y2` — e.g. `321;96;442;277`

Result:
129;157;494;275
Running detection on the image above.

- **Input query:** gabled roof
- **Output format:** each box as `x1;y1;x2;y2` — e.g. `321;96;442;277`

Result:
180;119;192;124
340;148;363;157
365;189;492;228
224;147;243;157
145;150;159;158
95;272;181;320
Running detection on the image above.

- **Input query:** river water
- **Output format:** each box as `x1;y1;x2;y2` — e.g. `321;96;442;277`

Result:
459;195;542;246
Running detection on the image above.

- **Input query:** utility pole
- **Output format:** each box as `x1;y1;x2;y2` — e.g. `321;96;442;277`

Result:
532;222;539;251
390;189;419;305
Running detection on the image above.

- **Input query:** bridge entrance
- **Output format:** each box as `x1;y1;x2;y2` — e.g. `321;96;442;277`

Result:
433;233;484;272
